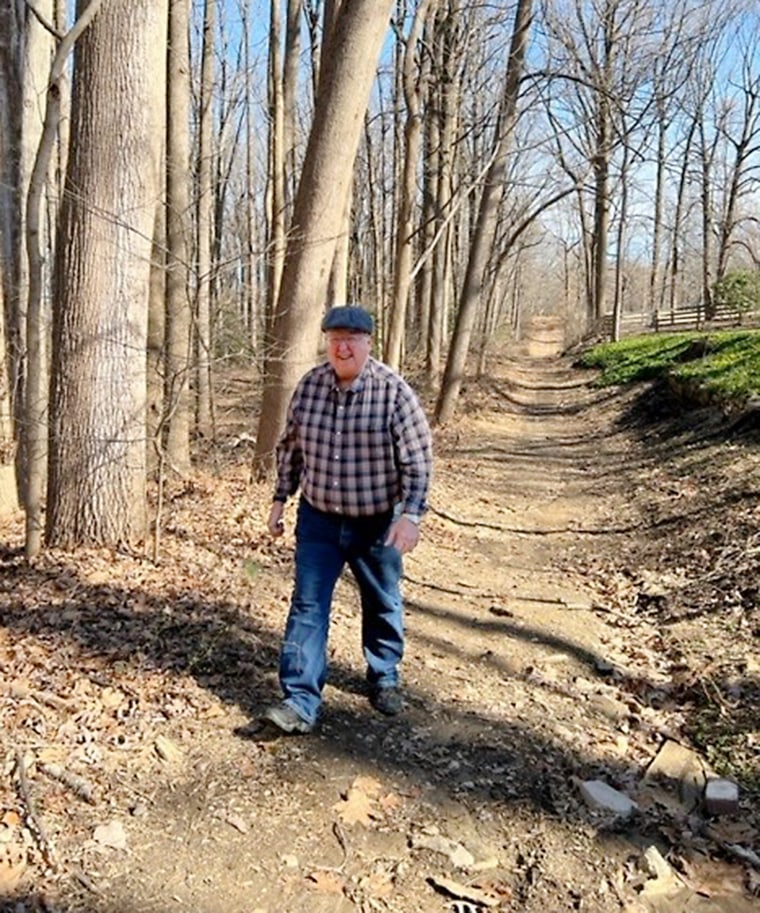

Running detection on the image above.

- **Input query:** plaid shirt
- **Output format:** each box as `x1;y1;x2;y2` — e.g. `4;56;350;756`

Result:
274;357;432;517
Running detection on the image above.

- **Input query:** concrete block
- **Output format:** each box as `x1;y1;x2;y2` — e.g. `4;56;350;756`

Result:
579;779;638;818
704;778;739;816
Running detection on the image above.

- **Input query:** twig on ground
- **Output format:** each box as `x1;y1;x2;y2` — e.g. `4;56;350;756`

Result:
15;750;58;869
39;762;98;805
9;682;74;713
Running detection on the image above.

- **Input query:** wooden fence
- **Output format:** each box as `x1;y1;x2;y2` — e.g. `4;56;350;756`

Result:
598;305;751;337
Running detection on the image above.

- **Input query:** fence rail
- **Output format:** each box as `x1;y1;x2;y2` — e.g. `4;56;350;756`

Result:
598;305;751;337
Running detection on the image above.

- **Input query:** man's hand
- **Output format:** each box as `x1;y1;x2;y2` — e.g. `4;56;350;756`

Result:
268;501;285;537
385;515;420;555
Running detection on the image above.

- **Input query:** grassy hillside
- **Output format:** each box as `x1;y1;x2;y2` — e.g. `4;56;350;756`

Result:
579;330;760;403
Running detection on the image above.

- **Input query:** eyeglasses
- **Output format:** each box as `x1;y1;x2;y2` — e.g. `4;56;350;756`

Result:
325;332;369;346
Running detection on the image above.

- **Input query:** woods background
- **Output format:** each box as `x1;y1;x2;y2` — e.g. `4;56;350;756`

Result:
0;0;758;554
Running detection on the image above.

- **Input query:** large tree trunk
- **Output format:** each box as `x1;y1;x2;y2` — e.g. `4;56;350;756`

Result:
253;0;394;477
24;0;104;556
164;0;192;472
46;0;167;549
435;0;533;425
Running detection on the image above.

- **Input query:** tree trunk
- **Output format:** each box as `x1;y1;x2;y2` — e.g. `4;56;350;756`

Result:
591;88;611;324
0;265;18;515
24;0;104;557
435;0;533;425
253;0;394;477
46;0;166;549
385;0;436;371
195;0;215;437
265;0;286;353
147;195;165;477
327;185;351;307
164;0;192;472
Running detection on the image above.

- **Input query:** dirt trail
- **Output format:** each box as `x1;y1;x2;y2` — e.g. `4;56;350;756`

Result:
2;317;757;913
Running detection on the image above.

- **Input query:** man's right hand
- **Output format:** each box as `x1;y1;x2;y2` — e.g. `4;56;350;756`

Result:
268;501;285;537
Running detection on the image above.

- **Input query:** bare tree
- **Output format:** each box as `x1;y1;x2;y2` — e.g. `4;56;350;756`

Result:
385;0;437;371
164;0;192;472
713;26;760;292
265;0;286;352
195;0;215;437
253;0;395;477
435;0;533;425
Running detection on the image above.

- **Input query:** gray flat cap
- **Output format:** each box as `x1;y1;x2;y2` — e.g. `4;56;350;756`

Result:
321;305;374;334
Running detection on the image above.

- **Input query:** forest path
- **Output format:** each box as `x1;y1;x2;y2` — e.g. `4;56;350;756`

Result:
4;316;756;913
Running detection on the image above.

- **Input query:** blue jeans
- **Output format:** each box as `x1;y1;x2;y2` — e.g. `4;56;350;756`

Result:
279;497;404;725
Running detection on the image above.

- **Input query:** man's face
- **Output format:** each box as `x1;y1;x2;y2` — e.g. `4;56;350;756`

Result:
325;330;371;384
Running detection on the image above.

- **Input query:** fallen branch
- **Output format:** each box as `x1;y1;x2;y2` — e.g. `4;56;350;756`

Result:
9;682;74;713
39;762;97;805
15;750;58;869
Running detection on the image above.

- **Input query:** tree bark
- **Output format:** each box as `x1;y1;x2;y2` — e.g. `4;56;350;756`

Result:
265;0;286;353
164;0;192;472
0;262;18;515
46;0;166;549
195;0;215;437
24;0;103;556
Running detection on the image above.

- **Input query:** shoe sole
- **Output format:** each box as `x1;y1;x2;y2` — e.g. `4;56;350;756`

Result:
262;707;314;734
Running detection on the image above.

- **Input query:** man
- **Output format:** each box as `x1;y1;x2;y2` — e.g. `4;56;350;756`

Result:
264;305;433;734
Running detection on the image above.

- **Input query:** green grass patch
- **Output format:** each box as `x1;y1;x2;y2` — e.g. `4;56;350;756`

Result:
580;330;760;400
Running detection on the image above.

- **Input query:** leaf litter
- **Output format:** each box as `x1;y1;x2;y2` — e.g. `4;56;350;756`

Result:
0;340;758;911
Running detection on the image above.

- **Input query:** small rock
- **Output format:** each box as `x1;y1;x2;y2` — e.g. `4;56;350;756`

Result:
579;780;638;818
411;833;475;869
704;778;739;816
154;735;183;764
640;739;706;813
588;693;629;723
93;820;128;851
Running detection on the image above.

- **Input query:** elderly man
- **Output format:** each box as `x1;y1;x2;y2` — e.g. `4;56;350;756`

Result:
264;305;433;734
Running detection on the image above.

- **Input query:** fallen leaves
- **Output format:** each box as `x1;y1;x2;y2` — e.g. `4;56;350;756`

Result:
306;869;345;895
332;775;401;827
0;857;26;895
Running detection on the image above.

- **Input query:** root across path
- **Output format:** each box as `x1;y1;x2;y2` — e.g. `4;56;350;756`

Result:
1;316;758;912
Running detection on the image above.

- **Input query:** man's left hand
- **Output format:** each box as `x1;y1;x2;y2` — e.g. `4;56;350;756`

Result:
385;516;420;555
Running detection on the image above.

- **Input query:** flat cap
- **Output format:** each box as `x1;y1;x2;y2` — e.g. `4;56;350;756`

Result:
321;305;374;334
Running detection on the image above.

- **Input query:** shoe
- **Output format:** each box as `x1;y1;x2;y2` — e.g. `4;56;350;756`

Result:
369;686;403;716
262;702;314;734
